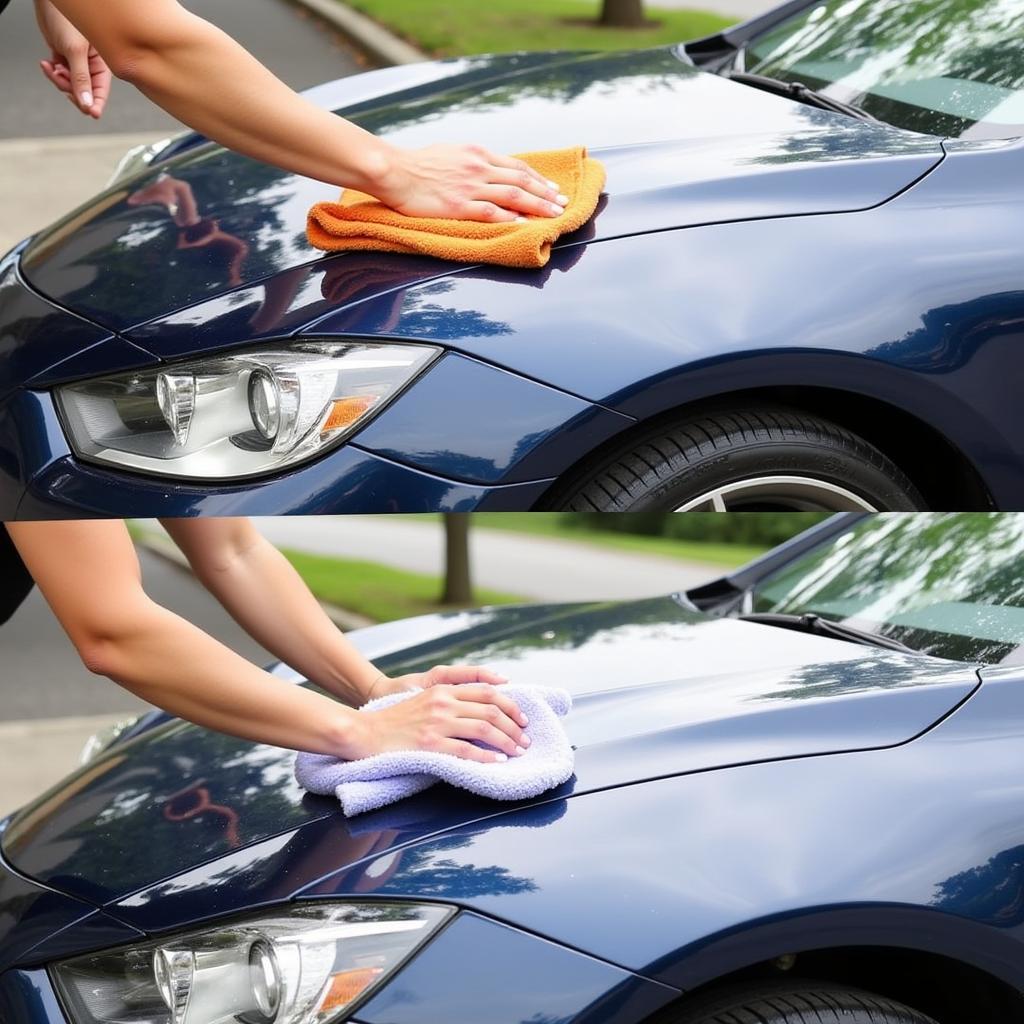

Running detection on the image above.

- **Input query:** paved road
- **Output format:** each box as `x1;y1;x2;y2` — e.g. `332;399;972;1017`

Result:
0;0;365;139
252;517;720;602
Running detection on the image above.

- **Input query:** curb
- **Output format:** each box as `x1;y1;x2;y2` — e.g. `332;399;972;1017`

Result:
134;531;375;633
290;0;427;67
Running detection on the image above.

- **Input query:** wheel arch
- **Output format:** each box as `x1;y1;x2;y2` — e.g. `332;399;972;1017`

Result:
644;906;1024;1024
537;384;994;511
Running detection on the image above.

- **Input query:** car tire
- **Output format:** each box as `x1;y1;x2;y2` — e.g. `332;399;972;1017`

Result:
551;405;924;512
660;980;938;1024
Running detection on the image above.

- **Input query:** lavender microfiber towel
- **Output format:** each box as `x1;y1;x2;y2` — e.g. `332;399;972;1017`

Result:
294;684;574;816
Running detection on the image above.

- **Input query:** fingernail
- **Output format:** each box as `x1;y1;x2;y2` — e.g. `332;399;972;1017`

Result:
550;203;563;215
520;715;529;727
521;734;532;748
495;675;509;682
494;752;508;762
557;194;569;205
515;216;527;223
546;179;559;189
80;91;93;109
515;745;526;756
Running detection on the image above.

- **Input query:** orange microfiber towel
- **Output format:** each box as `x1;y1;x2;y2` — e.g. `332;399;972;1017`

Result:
307;146;606;270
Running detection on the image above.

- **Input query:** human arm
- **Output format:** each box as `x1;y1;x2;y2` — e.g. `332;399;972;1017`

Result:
6;521;528;762
33;0;110;118
39;0;568;221
160;517;510;706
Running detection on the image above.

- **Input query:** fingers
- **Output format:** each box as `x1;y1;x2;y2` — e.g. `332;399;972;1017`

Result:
40;49;107;118
468;666;510;686
426;664;509;686
66;42;95;113
474;184;567;220
448;683;529;729
88;51;111;119
454;702;530;757
457;201;521;224
40;60;73;95
417;684;529;759
487;165;566;206
485;149;554;190
435;738;509;764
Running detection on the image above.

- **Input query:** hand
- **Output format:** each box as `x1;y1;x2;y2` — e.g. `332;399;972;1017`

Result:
34;0;111;118
371;663;510;699
344;683;530;764
374;143;570;223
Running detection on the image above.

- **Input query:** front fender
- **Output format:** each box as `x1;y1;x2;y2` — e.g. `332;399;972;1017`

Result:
299;672;1024;995
299;153;1022;501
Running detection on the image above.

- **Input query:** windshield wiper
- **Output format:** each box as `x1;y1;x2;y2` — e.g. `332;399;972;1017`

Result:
727;70;878;123
737;612;916;654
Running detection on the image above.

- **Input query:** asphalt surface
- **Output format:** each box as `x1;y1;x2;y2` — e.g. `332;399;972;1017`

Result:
0;547;272;722
253;517;719;602
0;0;366;139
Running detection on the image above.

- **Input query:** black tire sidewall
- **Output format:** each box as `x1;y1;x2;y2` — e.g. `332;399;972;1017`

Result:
663;980;938;1024
625;439;919;511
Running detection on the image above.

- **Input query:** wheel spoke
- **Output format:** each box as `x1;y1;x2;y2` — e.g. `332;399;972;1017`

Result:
674;476;878;514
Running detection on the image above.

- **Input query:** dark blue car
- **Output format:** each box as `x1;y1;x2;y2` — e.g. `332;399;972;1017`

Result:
2;0;1022;518
2;512;1024;1024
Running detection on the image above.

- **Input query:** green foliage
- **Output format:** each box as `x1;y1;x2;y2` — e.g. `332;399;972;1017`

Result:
563;512;830;547
342;0;733;57
280;549;525;623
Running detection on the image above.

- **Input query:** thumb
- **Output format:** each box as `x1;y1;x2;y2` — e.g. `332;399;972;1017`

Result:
67;43;94;112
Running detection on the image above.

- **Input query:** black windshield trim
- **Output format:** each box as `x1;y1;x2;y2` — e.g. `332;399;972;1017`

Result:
738;612;919;654
726;69;879;122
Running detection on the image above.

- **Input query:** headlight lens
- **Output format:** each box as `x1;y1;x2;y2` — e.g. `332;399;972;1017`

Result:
55;342;439;479
79;715;143;765
52;902;453;1024
107;135;180;187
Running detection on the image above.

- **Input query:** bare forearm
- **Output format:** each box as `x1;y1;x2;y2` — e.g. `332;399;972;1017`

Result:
92;598;360;754
163;520;383;705
48;0;393;191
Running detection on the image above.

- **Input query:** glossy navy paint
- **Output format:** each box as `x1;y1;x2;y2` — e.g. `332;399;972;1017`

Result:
3;519;1024;1021
0;24;1019;515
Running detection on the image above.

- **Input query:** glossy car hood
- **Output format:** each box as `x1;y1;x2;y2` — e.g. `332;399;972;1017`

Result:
18;47;942;347
1;598;978;919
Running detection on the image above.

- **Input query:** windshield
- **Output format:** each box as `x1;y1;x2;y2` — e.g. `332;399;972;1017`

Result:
750;513;1024;663
742;0;1024;139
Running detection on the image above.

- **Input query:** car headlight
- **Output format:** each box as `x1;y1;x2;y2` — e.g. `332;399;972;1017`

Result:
52;902;452;1024
80;715;143;765
107;135;180;187
55;341;439;479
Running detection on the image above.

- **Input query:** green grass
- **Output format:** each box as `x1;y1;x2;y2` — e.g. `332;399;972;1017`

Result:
280;548;526;623
396;514;768;568
343;0;735;57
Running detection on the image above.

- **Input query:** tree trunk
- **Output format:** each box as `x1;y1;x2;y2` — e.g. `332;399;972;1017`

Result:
600;0;646;27
441;514;474;605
